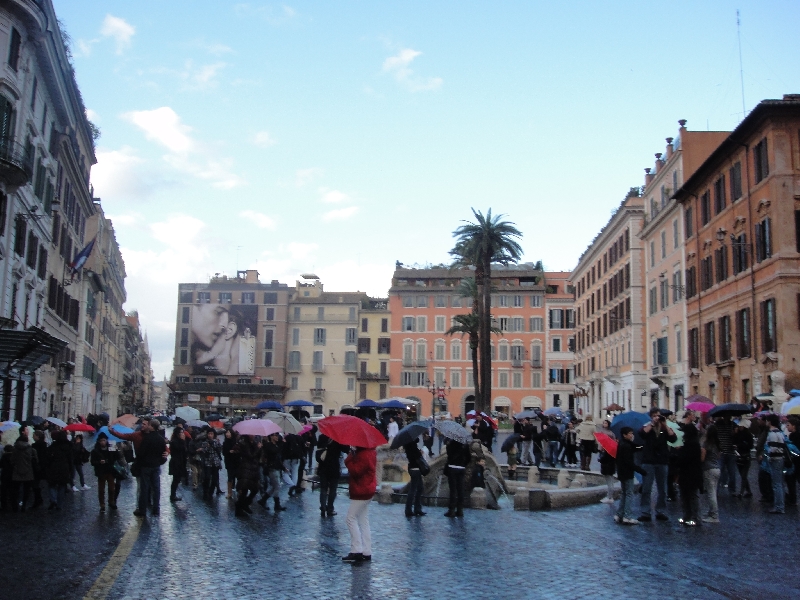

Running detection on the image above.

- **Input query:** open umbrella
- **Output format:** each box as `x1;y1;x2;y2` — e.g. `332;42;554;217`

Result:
390;418;433;449
317;415;387;448
233;419;282;437
659;408;674;416
786;405;800;416
263;411;302;434
433;419;473;445
780;398;800;414
0;421;20;433
594;432;618;458
356;399;381;408
175;406;201;422
186;420;209;428
65;423;96;433
205;413;222;422
515;410;540;420
602;403;625;412
501;433;521;453
299;424;314;435
285;399;315;407
543;407;564;417
28;416;45;426
610;411;650;439
111;414;138;429
666;420;684;448
255;400;283;411
789;389;800;397
708;403;753;418
46;416;67;428
99;425;133;443
381;399;408;410
685;400;715;413
753;410;775;418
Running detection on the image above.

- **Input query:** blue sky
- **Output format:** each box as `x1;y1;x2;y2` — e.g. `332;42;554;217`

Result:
52;0;800;377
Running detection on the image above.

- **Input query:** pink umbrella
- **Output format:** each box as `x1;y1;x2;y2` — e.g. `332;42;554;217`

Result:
233;419;282;437
685;401;715;413
299;424;314;435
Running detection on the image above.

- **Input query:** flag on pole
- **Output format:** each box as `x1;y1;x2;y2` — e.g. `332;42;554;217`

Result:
69;237;96;275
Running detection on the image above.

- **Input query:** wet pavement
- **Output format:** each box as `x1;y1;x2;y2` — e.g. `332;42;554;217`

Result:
1;464;798;600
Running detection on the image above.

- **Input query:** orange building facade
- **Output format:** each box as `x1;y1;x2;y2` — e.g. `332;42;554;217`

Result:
676;95;800;408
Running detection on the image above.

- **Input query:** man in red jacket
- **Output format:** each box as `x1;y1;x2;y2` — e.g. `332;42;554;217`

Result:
342;446;377;564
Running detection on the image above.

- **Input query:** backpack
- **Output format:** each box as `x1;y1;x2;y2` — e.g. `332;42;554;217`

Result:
285;435;304;460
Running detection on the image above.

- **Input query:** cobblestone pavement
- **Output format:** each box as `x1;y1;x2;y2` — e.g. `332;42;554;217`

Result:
1;464;798;600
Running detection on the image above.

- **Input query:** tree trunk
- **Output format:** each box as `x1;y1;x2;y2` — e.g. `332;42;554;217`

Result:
479;258;492;414
470;339;480;407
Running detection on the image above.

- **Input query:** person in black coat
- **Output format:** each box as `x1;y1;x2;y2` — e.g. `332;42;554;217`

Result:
31;431;47;508
615;427;646;523
677;416;703;526
316;434;343;517
47;431;73;510
168;428;188;503
0;444;14;511
90;433;121;511
233;436;262;517
732;423;754;498
222;429;240;499
444;439;471;518
403;440;426;517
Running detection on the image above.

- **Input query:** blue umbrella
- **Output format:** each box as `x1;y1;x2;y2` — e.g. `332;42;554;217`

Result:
610;411;650;439
380;399;408;409
99;424;133;443
356;399;381;408
390;418;433;449
789;389;800;397
285;399;315;407
543;407;564;417
256;400;283;410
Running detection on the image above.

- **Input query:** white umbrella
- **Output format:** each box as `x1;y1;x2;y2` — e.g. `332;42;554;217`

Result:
262;411;302;434
46;416;67;428
175;406;201;422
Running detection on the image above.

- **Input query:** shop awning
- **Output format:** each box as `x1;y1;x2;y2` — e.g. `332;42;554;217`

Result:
0;326;68;380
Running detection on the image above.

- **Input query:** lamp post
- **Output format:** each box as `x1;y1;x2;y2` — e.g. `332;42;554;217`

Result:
426;377;450;423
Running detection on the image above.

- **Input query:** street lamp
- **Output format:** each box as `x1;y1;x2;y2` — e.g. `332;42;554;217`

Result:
426;377;450;423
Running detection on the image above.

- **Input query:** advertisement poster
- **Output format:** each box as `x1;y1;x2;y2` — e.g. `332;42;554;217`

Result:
190;304;258;376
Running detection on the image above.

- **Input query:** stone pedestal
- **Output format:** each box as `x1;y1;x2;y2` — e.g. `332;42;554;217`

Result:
557;469;572;488
469;487;487;509
376;483;394;505
527;466;540;485
569;473;587;488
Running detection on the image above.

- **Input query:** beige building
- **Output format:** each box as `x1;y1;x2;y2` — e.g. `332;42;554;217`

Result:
355;299;391;402
544;272;576;411
639;123;729;413
285;275;367;415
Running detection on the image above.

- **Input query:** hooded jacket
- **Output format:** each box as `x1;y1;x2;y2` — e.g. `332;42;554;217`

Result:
345;447;376;500
11;439;37;482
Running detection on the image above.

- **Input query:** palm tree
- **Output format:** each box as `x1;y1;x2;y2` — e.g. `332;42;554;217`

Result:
450;209;523;413
446;313;481;404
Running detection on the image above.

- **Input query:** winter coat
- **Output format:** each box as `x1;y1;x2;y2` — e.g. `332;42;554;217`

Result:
222;436;240;472
168;439;188;476
575;420;598;442
446;440;471;468
544;424;561;442
199;438;222;468
677;427;703;490
90;446;121;478
615;438;644;481
234;439;261;484
262;440;283;470
599;449;616;476
283;434;304;460
137;431;167;469
71;441;90;466
345;447;376;501
404;441;423;471
640;422;676;465
316;436;343;479
11;440;38;482
46;439;74;485
32;440;47;480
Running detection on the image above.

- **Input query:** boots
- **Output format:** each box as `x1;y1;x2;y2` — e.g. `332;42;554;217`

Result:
455;506;464;517
274;497;287;511
227;481;233;499
257;495;268;509
444;506;455;517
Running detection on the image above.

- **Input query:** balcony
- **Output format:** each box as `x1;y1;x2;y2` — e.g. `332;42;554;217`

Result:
357;372;390;381
343;364;357;374
415;358;427;368
0;139;34;187
287;364;301;373
310;388;325;399
530;359;542;368
402;357;413;368
511;359;524;368
312;364;325;374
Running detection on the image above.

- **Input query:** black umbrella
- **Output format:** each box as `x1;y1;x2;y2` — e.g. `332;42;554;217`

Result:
708;403;753;418
515;410;540;420
28;416;45;426
206;413;223;421
390;419;432;450
154;415;171;423
659;408;674;416
173;416;187;425
501;433;521;452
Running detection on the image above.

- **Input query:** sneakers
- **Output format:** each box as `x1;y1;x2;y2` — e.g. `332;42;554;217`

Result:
600;497;615;504
655;513;669;522
81;484;91;491
71;486;80;492
682;520;698;527
702;517;720;523
637;515;652;522
133;509;146;517
613;515;621;523
99;505;105;512
622;518;639;525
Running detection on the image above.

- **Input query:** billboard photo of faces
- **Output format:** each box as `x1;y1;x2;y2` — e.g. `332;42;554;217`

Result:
190;303;258;376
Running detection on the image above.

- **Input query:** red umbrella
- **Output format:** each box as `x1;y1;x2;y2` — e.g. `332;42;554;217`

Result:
317;415;387;449
594;432;618;458
111;414;138;429
65;423;96;433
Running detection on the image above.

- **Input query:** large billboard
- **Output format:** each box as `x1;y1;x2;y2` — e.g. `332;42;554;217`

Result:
190;304;257;376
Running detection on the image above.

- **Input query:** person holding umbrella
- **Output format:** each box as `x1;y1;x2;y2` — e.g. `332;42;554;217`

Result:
732;421;754;498
444;438;471;518
638;407;676;522
316;434;344;517
342;445;377;563
233;435;262;517
257;432;287;512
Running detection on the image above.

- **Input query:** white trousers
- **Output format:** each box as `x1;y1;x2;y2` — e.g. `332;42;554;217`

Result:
346;499;372;555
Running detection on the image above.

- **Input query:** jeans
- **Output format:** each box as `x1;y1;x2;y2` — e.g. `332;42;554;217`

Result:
49;483;66;507
616;478;635;520
719;453;737;492
346;499;372;555
680;484;700;523
319;474;338;512
737;460;752;495
138;466;161;513
703;468;720;518
640;463;669;516
202;466;219;497
769;457;785;512
520;441;535;465
263;468;281;499
170;474;182;499
71;463;86;487
282;459;300;487
405;469;423;514
547;441;559;467
11;480;33;511
97;474;116;508
565;445;578;466
447;467;465;510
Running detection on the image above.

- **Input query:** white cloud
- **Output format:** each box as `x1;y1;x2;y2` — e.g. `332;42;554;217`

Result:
105;213;140;227
319;188;349;204
207;43;233;56
253;131;277;147
295;167;322;187
85;108;100;122
91;146;171;202
234;3;298;24
123;107;194;153
239;210;276;229
323;206;359;221
383;48;443;92
286;242;318;259
101;15;135;54
75;39;99;58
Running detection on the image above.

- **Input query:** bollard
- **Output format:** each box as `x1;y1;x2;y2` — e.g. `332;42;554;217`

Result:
557;469;572;488
376;483;394;505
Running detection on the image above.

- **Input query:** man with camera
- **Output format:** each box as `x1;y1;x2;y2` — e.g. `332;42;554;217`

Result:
638;407;677;522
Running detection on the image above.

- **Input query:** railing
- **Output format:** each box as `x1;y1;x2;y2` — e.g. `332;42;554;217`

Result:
0;138;34;186
287;364;301;373
530;359;542;368
357;372;390;381
416;358;427;368
312;364;325;374
402;357;413;367
343;364;357;373
310;388;325;399
511;359;524;368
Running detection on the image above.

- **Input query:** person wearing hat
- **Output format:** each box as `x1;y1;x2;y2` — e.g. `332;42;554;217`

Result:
90;433;121;512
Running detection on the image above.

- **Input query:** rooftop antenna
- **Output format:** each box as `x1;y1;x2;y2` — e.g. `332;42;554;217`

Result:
737;9;746;119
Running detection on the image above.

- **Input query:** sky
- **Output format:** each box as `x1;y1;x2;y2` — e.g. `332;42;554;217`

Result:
52;0;800;378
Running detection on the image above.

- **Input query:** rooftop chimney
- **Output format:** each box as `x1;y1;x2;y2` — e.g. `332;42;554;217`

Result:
678;119;687;130
666;137;674;159
644;167;654;186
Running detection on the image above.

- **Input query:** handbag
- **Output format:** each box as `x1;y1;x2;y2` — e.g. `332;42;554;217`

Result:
113;463;129;480
129;460;141;477
417;456;431;476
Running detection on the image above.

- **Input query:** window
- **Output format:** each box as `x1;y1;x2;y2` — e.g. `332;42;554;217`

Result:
263;329;274;350
435;342;445;361
530;344;542;367
700;191;711;226
673;219;679;249
532;372;541;388
361;318;368;333
511;317;524;332
661;230;667;258
378;338;390;354
435;295;447;307
736;308;751;358
685;206;694;239
675;328;682;362
401;371;413;386
754;137;769;184
381;318;388;333
348;307;356;321
672;272;682;302
705;321;716;365
700;256;714;291
416;342;427;366
649;241;655;267
761;298;777;353
552;337;561;352
358;338;371;353
530;317;543;332
713;174;726;214
656;337;668;365
180;291;193;303
219;292;232;304
180;328;189;347
264;292;278;304
312;351;324;371
714;247;728;283
182;306;190;323
402;317;415;332
8;28;21;71
452;295;462;308
403;296;413;308
416;372;427;386
498;372;509;388
732;234;748;274
318;307;325;320
192;377;206;384
498;295;508;307
417;295;428;308
196;291;210;303
511;345;524;363
729;162;742;201
266;307;275;321
180;350;188;365
549;309;563;329
649;287;657;315
660;278;669;310
292;328;300;346
718;315;732;361
264;351;273;367
288;351;301;371
345;328;357;344
499;317;509;331
530;295;542;308
416;316;427;332
451;342;462;360
513;295;523;307
290;377;298;390
214;377;229;384
344;351;356;372
293;306;300;320
241;292;255;304
347;378;355;391
451;371;461;388
313;328;326;345
435;316;446;332
568;337;575;352
685;266;697;299
755;218;772;262
238;378;251;384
